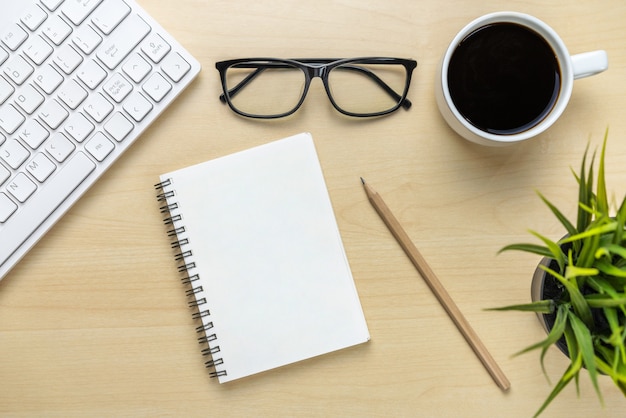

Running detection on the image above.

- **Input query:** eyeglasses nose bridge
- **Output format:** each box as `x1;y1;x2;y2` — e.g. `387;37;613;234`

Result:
303;65;327;80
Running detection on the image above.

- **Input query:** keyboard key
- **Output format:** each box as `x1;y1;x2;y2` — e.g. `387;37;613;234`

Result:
161;52;191;83
58;79;88;109
72;25;102;55
64;113;94;143
1;140;30;169
2;24;29;51
0;152;96;267
4;55;34;85
104;73;132;103
41;0;64;12
0;193;17;223
142;72;171;102
46;132;76;163
0;47;8;66
15;84;45;114
21;5;48;31
54;44;83;75
123;53;151;83
77;59;108;90
123;91;152;122
0;77;15;104
38;99;69;129
6;173;37;203
85;132;114;161
0;105;26;134
97;14;150;70
0;165;9;185
19;119;50;149
26;153;56;183
62;0;103;26
91;0;131;35
104;112;133;142
141;33;170;63
23;35;54;65
43;15;73;46
34;64;64;94
84;92;113;122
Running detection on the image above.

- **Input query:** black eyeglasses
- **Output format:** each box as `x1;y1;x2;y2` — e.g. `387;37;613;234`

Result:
215;57;417;119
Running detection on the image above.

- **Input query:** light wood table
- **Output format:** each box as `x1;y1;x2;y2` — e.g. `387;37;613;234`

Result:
1;0;625;416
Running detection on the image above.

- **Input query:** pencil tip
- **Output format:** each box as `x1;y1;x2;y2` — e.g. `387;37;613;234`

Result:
360;177;365;185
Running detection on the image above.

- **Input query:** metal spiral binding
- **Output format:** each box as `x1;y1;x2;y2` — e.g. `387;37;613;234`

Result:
210;370;228;378
154;179;226;380
182;274;200;285
175;250;193;261
160;202;178;213
201;345;221;356
171;238;189;249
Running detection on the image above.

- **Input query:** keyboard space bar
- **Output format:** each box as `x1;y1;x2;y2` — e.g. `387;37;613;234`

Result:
0;152;96;266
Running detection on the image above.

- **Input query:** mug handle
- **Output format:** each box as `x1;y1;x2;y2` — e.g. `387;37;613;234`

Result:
571;50;608;79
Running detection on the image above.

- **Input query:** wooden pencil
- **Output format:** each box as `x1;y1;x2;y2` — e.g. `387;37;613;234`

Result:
361;178;510;392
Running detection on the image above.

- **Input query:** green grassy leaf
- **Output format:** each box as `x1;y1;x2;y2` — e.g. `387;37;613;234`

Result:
508;305;569;389
588;270;626;295
595;352;626;397
585;294;626;308
537;191;578;238
576;144;593;232
595;260;626;278
498;243;553;258
602;308;626;362
595;244;626;261
486;300;554;313
579;232;601;269
615;195;626;245
560;222;617;245
561;223;617;270
569;312;603;406
588;276;623;297
539;305;568;378
596;129;609;216
566;247;597;288
564;326;582;398
533;347;583;417
512;306;565;355
565;265;599;280
530;230;566;273
541;264;594;328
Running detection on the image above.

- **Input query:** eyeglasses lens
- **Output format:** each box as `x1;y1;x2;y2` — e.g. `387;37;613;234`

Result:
224;61;305;117
327;61;407;115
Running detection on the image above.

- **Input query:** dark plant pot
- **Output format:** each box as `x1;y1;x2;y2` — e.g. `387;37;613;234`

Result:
531;257;570;356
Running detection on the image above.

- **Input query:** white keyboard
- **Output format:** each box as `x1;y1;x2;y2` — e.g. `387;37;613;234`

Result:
0;0;201;280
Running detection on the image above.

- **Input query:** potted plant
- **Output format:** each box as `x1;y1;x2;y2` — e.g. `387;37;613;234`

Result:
491;131;626;416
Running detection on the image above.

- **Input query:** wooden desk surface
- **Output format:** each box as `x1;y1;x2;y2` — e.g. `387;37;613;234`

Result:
1;0;625;416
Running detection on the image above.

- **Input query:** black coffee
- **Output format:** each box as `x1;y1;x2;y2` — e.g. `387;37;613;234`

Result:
447;22;561;135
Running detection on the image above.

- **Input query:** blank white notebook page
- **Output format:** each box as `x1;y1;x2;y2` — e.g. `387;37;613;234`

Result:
159;132;370;383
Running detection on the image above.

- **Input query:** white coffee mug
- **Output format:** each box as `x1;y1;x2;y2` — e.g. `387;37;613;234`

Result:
435;12;608;146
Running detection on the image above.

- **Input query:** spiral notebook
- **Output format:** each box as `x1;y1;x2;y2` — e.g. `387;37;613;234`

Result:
155;132;370;383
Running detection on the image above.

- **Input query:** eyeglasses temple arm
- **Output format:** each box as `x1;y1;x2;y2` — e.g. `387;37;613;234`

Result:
219;67;267;103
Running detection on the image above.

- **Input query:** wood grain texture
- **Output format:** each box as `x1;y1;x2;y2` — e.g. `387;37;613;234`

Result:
1;0;625;416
